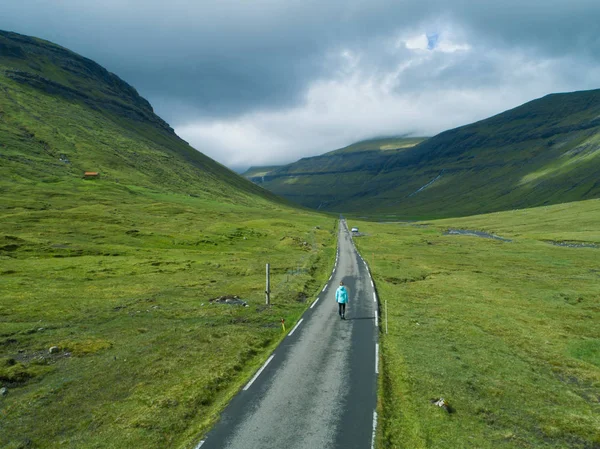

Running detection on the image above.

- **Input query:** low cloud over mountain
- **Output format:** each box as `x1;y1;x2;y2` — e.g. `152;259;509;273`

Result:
3;0;599;169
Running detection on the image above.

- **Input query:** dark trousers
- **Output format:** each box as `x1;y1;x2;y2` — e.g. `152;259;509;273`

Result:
338;302;346;316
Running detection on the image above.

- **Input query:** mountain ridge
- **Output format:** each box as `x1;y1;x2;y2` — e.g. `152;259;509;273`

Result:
0;30;172;133
248;89;600;218
0;29;284;204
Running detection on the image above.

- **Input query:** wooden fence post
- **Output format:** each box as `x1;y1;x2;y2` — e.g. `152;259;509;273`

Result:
266;263;271;305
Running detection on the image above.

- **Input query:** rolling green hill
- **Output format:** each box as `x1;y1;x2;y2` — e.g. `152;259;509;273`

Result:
0;30;337;448
251;92;600;219
243;137;427;210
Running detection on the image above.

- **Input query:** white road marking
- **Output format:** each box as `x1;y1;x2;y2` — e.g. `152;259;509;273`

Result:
329;275;332;281
243;355;275;391
288;318;304;337
375;310;378;327
310;297;320;309
371;411;378;449
195;441;205;449
373;292;377;302
370;280;374;287
322;286;327;292
375;344;379;374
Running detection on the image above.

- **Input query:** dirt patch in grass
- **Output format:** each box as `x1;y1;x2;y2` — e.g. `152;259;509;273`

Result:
543;240;599;249
209;295;249;306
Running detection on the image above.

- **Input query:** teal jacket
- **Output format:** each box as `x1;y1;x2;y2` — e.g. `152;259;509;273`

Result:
335;286;348;304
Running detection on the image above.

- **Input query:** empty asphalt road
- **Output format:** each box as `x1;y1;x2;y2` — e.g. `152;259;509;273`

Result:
198;220;379;449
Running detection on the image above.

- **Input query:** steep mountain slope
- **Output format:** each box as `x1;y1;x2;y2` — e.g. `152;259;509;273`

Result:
252;91;600;218
0;30;281;203
243;137;426;210
0;30;338;449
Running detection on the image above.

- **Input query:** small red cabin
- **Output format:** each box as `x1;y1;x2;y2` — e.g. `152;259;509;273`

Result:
83;172;99;179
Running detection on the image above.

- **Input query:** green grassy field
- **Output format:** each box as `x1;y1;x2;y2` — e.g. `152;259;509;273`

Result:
352;199;600;448
0;30;338;449
0;181;336;448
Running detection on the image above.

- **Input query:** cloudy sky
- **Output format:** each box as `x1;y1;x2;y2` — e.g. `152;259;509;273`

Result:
2;1;600;170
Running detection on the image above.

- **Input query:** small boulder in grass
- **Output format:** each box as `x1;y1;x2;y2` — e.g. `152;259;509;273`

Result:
431;397;455;413
210;295;248;307
0;387;7;396
49;346;60;354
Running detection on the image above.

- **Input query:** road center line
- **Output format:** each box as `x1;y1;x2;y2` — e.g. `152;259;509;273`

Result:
375;344;379;374
310;297;320;309
288;318;304;337
243;355;275;391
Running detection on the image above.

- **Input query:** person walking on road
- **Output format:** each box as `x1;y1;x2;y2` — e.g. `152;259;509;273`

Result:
335;281;348;320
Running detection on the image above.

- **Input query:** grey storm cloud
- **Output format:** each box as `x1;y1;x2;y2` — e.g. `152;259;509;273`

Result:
3;1;599;117
2;0;600;169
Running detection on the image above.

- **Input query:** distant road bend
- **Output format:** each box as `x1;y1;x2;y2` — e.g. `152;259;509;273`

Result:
198;220;380;449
